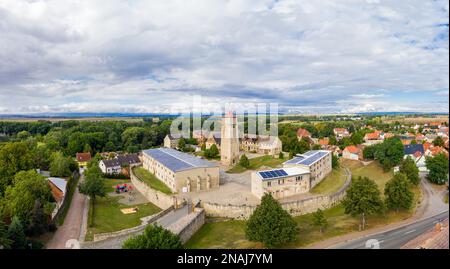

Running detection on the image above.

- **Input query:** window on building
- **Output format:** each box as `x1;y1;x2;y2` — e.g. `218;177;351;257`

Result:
267;181;272;187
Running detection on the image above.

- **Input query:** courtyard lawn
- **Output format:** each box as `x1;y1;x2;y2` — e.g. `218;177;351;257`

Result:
310;168;347;195
132;167;173;195
227;155;285;173
84;178;161;241
185;204;416;249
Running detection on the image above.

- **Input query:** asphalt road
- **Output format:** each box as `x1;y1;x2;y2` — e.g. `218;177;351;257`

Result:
329;210;449;249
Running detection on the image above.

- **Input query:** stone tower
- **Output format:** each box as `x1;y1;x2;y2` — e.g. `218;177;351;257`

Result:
220;110;240;166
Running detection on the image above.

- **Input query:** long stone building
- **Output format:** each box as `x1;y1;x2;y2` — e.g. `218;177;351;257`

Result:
142;147;220;193
251;150;332;199
241;135;282;155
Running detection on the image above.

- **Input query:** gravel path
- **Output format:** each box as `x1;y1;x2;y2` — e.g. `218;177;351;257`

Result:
46;173;87;249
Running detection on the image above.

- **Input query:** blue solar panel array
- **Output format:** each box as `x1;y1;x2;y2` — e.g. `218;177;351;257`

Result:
283;150;329;166
284;156;303;164
258;169;288;180
143;148;217;172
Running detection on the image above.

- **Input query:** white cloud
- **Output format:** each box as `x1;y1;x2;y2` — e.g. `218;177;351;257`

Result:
0;0;448;114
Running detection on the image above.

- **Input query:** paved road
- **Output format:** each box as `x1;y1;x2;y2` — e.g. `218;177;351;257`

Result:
46;173;87;249
329;211;449;249
309;173;449;249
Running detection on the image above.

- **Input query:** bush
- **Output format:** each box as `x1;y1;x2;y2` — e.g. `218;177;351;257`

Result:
102;173;130;179
239;154;250;168
122;225;183;249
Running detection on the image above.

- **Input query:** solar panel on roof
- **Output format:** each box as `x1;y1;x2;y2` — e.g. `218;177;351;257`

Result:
143;148;217;172
259;169;290;180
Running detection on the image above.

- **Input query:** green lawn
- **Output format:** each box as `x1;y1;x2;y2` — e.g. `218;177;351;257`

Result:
227;155;285;173
185;204;416;249
340;159;393;195
310;168;347;195
84;178;161;241
132;167;173;195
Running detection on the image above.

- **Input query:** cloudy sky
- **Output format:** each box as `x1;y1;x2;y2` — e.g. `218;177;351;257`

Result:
0;0;448;114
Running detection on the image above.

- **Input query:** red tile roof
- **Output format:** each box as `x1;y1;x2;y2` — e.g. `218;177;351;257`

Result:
413;151;422;158
364;132;380;140
318;137;329;146
415;134;425;140
344;145;360;154
423;142;432;151
76;152;92;162
297;128;311;138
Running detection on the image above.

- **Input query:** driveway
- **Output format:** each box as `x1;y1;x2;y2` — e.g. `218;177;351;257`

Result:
46;173;87;249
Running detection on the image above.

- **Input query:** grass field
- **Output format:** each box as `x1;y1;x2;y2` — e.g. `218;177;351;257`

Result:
340;159;393;195
85;178;161;241
186;160;421;249
226;155;285;173
132;167;173;194
310;168;347;195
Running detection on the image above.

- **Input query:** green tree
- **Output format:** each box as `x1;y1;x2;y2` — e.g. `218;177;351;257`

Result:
425;153;449;185
245;194;298;247
83;143;92;154
350;131;364;145
384;173;414;212
208;144;219;158
363;144;378;160
33;144;52;171
328;135;337;146
122;225;183;249
374;138;404;171
1;170;54;224
312;144;321;150
78;165;106;226
433;136;445;147
49;151;72;177
0;142;35;194
399;156;420;185
17;131;31;140
0;221;12;249
239;154;250;168
278;152;284;159
7;216;27;249
27;200;49;236
332;154;340;170
178;137;186;151
342;176;384;230
312;209;328;233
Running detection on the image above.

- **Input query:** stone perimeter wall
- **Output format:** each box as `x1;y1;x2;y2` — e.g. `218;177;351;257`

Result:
168;208;206;244
91;206;175;242
201;168;352;220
